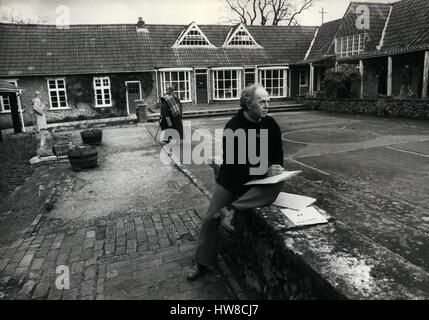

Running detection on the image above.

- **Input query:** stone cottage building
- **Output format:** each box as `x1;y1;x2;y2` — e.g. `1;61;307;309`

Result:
301;0;429;99
0;19;316;129
1;0;428;130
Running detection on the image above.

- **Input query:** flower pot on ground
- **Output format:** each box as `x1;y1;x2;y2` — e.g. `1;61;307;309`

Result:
80;129;103;146
52;142;73;156
67;145;98;171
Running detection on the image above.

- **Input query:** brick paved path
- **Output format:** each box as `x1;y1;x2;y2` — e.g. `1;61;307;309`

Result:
0;126;237;300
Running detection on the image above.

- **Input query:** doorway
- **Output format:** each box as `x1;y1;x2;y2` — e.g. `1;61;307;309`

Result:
125;81;142;115
195;69;208;104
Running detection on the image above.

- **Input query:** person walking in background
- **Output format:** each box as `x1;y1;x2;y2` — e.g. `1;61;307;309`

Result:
160;85;183;142
32;91;47;133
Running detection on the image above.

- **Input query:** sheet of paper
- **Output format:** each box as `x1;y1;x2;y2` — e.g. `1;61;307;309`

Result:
281;206;328;226
244;171;302;185
273;192;317;211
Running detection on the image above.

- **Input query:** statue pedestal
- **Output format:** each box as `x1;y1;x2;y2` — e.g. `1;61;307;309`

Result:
36;129;54;157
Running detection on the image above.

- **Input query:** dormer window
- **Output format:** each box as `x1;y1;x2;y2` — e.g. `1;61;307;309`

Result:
223;24;261;48
335;33;367;58
173;22;215;48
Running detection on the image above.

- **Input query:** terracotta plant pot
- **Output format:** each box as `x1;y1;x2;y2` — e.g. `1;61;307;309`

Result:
67;145;98;171
52;142;72;156
80;129;103;146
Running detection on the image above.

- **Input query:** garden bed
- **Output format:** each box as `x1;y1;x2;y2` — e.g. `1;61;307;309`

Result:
0;133;37;201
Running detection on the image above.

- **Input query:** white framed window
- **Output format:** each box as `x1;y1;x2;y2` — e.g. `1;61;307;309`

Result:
174;23;215;48
299;70;308;87
335;33;367;58
47;78;68;109
223;24;261;48
0;95;11;113
93;76;112;107
160;70;192;102
212;69;242;100
259;69;287;98
0;79;17;113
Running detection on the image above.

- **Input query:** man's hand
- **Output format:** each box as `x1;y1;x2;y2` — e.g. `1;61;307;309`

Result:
267;164;284;177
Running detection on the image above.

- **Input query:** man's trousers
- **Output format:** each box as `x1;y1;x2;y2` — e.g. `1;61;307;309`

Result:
195;181;284;267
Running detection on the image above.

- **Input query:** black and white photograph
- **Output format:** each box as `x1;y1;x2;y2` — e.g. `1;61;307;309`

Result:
0;0;428;307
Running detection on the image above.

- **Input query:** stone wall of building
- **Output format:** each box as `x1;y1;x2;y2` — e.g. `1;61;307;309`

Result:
0;72;157;129
301;98;429;119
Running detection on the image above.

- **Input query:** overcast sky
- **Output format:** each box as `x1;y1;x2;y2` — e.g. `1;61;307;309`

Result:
0;0;393;26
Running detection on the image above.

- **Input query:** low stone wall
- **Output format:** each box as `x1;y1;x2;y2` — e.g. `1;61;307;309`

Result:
218;205;429;300
301;98;429;119
219;207;341;300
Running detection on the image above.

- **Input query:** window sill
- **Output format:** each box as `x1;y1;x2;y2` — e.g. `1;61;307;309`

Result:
213;98;240;101
49;107;70;111
95;105;113;108
0;110;11;114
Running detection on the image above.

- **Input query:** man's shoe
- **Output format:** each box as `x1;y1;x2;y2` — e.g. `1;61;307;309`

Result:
220;205;238;232
186;263;210;281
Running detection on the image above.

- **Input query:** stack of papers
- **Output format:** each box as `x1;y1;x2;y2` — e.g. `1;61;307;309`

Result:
281;207;328;226
244;171;302;186
273;192;316;211
273;192;328;227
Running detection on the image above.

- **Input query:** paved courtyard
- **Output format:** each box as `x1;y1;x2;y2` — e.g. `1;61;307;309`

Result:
0;126;237;300
164;111;429;276
1;109;429;300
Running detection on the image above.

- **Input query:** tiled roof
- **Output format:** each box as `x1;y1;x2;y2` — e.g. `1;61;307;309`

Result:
338;0;429;61
304;19;342;62
335;2;391;53
377;0;429;55
0;23;316;76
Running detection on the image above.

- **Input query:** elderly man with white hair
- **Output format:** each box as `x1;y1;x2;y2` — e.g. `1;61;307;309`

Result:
186;83;285;281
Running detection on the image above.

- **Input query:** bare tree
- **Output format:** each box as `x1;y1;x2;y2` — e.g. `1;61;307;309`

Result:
0;11;48;24
224;0;315;26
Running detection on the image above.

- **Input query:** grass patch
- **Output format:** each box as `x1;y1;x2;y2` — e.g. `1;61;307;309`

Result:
0;133;37;202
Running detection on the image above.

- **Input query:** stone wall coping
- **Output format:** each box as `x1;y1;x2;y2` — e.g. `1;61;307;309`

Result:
255;205;429;300
301;97;429;103
206;162;429;300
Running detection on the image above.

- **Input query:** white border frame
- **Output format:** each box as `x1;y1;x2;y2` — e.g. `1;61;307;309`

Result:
125;80;142;115
47;78;69;110
93;76;113;108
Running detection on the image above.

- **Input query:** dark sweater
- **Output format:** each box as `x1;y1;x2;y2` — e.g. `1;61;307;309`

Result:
216;110;284;195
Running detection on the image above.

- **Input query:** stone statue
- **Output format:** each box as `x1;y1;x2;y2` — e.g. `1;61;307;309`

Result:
32;91;47;133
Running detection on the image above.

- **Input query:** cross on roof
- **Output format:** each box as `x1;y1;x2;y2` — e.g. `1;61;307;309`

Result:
319;8;327;24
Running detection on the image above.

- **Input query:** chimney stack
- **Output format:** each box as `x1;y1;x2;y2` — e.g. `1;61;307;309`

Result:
136;17;148;33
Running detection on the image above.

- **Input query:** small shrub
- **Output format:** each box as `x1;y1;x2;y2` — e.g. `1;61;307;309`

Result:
321;64;361;98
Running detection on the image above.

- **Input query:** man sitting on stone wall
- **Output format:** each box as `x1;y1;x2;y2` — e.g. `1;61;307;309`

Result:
186;84;285;281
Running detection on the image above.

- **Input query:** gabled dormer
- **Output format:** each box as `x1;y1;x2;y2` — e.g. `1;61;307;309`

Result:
223;23;262;48
173;22;215;48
